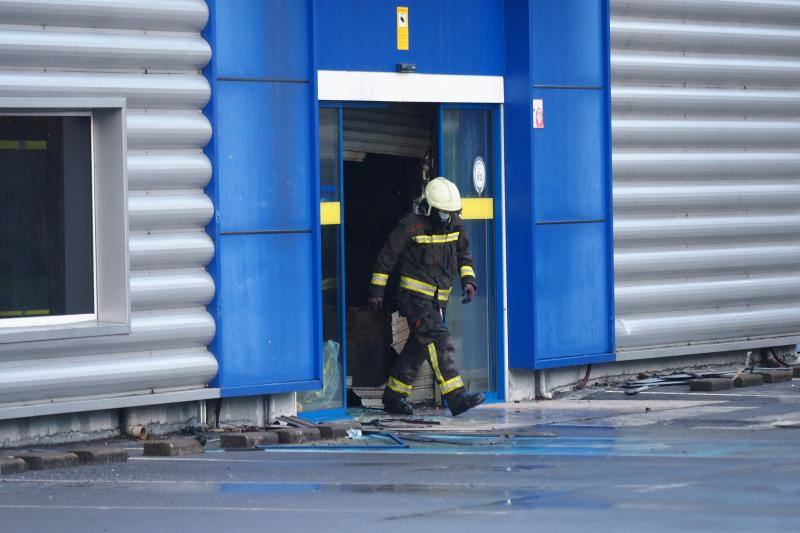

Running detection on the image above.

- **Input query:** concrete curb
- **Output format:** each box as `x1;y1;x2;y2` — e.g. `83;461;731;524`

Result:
68;447;129;465
220;432;279;449
733;373;764;388
16;451;80;470
0;456;28;475
690;378;734;392
143;438;204;457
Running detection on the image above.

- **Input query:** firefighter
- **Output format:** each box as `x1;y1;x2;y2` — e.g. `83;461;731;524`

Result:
367;177;485;416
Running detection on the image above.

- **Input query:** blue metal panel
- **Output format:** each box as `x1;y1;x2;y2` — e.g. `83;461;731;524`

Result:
533;223;612;362
504;0;536;370
532;89;607;222
205;0;323;396
316;0;504;75
215;233;321;393
216;81;313;233
530;0;605;87
215;0;310;81
505;0;614;370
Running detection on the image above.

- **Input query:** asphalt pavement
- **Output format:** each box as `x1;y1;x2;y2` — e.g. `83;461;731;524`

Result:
2;378;799;533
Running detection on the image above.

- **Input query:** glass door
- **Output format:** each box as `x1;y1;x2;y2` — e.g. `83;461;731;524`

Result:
298;106;345;412
440;106;497;393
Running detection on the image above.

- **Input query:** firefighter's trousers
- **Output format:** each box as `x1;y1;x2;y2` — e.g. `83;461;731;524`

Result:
386;292;466;399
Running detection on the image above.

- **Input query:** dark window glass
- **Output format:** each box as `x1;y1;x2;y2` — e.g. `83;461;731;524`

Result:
0;116;94;320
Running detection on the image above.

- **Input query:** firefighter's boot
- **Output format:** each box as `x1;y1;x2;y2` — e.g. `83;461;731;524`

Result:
382;387;414;415
446;390;485;417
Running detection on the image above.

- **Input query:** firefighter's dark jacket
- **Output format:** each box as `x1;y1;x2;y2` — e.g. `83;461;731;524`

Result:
369;212;477;304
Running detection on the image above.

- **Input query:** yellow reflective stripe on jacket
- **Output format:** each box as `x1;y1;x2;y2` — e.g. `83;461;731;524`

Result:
400;276;437;297
440;376;464;395
400;276;452;301
460;266;475;279
412;232;460;244
386;376;413;395
321;278;336;291
371;272;389;286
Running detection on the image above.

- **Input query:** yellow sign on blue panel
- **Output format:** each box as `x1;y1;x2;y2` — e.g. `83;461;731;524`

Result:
397;7;409;50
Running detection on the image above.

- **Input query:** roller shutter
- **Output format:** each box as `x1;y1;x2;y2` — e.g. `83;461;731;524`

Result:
342;105;433;162
611;0;800;357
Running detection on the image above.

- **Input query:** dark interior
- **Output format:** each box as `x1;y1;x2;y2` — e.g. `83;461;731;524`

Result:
343;153;424;308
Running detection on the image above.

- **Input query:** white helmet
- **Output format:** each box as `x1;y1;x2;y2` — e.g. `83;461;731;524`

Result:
423;177;462;214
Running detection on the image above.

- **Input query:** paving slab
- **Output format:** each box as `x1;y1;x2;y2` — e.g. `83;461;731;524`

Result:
315;423;358;440
143;438;204;457
16;451;80;470
754;370;792;383
268;427;322;444
220;432;279;449
733;373;764;388
0;456;28;475
68;447;128;465
689;378;734;392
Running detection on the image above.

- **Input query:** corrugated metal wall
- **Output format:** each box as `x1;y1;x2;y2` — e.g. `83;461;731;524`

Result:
0;0;217;409
611;0;800;356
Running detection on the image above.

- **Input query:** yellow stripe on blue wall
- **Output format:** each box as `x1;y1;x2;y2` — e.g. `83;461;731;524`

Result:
320;202;341;225
461;198;494;220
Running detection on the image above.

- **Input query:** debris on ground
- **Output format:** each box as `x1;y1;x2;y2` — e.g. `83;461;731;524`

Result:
618;351;795;396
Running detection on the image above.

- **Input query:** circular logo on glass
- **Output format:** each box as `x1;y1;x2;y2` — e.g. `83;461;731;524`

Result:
472;156;486;195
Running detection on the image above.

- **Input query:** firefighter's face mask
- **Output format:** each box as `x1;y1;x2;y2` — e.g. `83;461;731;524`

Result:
433;210;455;229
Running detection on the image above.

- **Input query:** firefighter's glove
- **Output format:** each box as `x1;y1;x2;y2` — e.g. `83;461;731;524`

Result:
368;296;384;311
461;282;477;304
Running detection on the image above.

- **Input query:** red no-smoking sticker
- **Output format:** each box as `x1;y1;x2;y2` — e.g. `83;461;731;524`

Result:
533;99;544;129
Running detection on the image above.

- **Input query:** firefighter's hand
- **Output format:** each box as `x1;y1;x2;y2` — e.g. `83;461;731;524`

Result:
461;282;477;304
368;296;383;311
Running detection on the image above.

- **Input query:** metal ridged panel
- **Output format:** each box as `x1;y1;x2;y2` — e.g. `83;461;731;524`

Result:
0;0;208;32
129;232;214;270
0;348;217;404
130;269;214;311
0;71;210;109
0;2;217;408
612;0;800;354
0;309;215;360
128;191;214;232
127;151;211;190
0;25;210;71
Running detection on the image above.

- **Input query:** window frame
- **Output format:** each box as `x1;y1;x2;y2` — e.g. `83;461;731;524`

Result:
0;98;130;344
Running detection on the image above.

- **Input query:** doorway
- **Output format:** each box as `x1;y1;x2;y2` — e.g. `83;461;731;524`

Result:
298;102;500;414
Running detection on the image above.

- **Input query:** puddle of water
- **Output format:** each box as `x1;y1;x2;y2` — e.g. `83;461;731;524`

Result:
220;483;325;495
220;483;463;495
409;463;553;473
256;433;788;459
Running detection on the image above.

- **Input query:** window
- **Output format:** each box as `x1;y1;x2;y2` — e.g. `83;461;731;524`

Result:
0;116;95;327
0;100;129;343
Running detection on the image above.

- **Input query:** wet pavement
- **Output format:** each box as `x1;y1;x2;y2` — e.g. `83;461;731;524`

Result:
2;379;799;532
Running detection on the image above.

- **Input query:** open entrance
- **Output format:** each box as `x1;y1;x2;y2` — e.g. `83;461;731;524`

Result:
344;104;438;407
299;103;499;414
